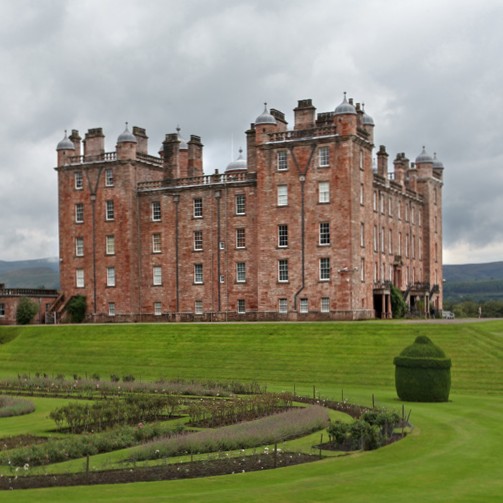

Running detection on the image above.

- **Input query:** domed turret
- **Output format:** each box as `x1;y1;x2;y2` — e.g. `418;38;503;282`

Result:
56;130;75;151
225;148;247;172
415;146;433;164
334;92;356;115
255;103;276;125
432;153;444;169
361;103;374;126
117;122;137;144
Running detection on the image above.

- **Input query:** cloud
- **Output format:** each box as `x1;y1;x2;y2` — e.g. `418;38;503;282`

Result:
0;0;502;263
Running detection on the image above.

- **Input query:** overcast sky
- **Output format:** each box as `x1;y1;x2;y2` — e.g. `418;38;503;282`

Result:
0;0;502;264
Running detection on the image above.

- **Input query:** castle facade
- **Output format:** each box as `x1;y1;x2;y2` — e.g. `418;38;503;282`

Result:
54;95;444;322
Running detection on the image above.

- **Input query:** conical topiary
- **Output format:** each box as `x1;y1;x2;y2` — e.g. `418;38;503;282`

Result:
394;335;451;402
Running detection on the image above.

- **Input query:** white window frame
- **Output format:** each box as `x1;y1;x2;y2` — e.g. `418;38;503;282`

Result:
108;302;115;316
193;198;203;218
153;266;162;286
319;258;330;281
154;302;162;316
75;171;83;190
278;298;288;314
152;233;161;253
237;299;246;314
75;203;84;223
236;262;246;283
106;266;116;287
105;168;114;187
321;297;330;313
75;237;84;257
235;194;246;215
194;263;203;284
193;230;203;251
151;201;161;222
277;185;288;206
76;269;84;288
278;259;289;282
277;150;288;171
319;146;329;167
194;300;203;315
106;200;114;221
360;223;365;247
236;228;246;249
299;298;309;314
318;182;330;203
106;235;115;255
319;222;330;245
278;224;288;248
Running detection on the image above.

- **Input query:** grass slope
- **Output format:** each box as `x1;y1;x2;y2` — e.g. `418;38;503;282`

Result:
0;320;502;502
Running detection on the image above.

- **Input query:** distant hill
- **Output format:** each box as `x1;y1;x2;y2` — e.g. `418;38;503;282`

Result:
0;258;59;289
1;258;502;300
443;261;503;301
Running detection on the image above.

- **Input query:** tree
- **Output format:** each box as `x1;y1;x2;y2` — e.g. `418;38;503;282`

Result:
390;284;407;318
66;295;87;323
16;297;39;325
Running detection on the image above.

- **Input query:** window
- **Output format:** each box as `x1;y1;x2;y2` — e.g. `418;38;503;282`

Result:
360;257;365;282
319;182;330;203
106;235;115;255
152;201;161;221
321;297;330;313
373;191;377;211
237;299;246;314
299;298;308;313
278;224;288;247
398;232;402;255
235;194;246;215
75;171;83;190
278;259;289;282
236;262;246;283
105;168;114;187
388;197;393;216
373;225;378;252
277;185;288;206
108;303;116;316
380;227;385;253
405;235;409;258
236;228;246;248
76;269;84;288
398;201;402;220
153;266;162;286
75;203;84;223
277;150;288;171
106;267;116;287
194;230;203;251
0;303;5;317
319;146;329;167
360;183;364;205
411;206;415;225
388;229;393;254
359;149;364;170
278;298;288;314
360;223;365;247
152;233;161;253
380;192;384;214
320;257;330;281
195;300;203;315
75;237;84;257
319;222;330;245
154;302;162;316
193;198;203;217
106;200;114;221
194;264;203;284
419;237;423;260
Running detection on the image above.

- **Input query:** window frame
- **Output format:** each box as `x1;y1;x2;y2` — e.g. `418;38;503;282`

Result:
108;303;116;317
277;150;288;171
193;230;203;251
154;302;162;316
319;257;331;281
278;259;289;282
278;224;288;248
152;233;161;254
75;237;84;257
75;203;84;223
278;298;288;314
299;298;309;314
194;300;203;315
76;269;84;288
318;181;330;203
153;266;162;286
74;171;83;190
151;201;161;222
321;297;330;313
193;198;203;218
236;262;246;283
318;146;329;167
105;168;114;187
106;235;115;255
237;299;246;314
277;185;288;206
105;200;115;221
106;266;116;287
235;194;246;215
236;228;246;249
319;222;330;246
194;263;204;284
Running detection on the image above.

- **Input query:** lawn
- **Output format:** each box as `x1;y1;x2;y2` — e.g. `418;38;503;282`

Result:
0;320;502;502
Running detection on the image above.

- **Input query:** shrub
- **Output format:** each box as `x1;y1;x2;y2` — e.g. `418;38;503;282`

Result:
16;297;39;325
390;284;407;318
66;295;87;323
394;335;451;402
0;396;35;418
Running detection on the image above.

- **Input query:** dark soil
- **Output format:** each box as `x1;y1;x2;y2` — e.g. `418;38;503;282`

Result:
0;452;319;490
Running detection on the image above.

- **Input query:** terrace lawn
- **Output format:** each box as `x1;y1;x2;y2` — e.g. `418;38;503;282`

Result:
0;320;502;502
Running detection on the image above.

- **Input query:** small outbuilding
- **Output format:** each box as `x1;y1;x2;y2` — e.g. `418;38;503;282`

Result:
394;335;452;402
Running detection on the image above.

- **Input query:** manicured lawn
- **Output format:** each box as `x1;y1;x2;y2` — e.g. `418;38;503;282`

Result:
0;320;502;501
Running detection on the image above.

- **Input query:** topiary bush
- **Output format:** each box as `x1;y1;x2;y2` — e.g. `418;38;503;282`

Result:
66;295;87;323
394;335;451;402
16;297;39;325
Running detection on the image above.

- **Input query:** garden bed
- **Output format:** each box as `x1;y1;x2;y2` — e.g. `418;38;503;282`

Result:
0;452;318;490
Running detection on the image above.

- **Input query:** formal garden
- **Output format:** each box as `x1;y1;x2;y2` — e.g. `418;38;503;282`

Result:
0;321;502;501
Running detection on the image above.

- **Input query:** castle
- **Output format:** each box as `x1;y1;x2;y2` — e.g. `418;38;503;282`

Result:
53;94;444;322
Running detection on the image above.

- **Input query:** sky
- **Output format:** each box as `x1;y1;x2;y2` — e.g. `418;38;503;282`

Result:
0;0;502;265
